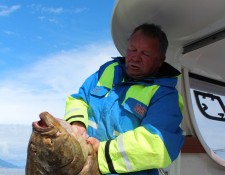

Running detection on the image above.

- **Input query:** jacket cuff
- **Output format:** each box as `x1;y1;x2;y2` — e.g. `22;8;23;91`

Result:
98;141;110;174
64;115;88;128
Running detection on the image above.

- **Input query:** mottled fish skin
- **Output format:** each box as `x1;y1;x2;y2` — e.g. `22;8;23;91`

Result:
25;112;100;175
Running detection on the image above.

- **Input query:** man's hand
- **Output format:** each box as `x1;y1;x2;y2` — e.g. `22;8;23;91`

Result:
86;137;100;153
71;121;86;135
71;121;100;153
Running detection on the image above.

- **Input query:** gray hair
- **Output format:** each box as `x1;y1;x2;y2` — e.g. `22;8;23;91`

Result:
130;23;168;55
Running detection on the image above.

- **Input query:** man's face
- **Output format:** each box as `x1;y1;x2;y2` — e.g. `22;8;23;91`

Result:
125;30;165;79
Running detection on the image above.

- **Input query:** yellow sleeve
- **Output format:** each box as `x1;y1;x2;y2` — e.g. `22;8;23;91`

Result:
64;95;89;128
98;126;171;174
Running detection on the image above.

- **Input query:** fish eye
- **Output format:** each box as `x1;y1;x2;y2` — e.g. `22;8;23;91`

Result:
43;138;53;146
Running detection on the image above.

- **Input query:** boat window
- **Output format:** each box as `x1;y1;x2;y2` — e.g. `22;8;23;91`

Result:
189;73;225;163
193;90;225;122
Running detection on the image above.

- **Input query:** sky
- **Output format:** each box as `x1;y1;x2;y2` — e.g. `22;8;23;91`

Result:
0;0;120;125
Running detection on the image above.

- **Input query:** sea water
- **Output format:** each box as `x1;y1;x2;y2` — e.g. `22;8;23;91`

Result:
0;168;25;175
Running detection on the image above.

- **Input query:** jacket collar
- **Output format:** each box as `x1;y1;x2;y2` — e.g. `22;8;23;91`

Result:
113;56;181;79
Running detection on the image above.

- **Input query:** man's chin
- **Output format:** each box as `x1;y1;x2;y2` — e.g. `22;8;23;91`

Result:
126;68;144;79
127;73;144;80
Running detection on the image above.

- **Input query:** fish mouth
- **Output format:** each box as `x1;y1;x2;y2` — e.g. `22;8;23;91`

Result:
32;112;57;135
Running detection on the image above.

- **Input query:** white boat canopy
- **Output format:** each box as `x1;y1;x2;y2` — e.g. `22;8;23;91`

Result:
111;0;225;82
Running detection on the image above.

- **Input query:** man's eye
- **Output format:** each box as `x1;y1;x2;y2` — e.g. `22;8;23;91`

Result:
143;52;150;57
128;47;136;52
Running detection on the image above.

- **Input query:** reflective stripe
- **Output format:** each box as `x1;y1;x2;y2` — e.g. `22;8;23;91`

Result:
113;130;120;137
88;120;98;129
64;107;81;117
117;135;133;171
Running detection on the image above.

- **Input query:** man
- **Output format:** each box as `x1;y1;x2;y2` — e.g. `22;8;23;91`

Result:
64;23;184;175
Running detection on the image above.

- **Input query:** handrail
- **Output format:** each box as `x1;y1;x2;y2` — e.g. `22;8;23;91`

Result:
159;168;168;175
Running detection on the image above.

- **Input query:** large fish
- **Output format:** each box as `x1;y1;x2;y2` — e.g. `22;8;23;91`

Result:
26;111;100;175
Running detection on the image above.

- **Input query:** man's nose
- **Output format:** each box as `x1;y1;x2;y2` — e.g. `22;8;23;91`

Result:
132;52;141;61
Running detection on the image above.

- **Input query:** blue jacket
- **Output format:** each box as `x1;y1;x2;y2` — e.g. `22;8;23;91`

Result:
64;57;184;175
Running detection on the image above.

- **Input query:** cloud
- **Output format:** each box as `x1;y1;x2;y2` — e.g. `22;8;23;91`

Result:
30;4;64;25
0;42;120;124
0;5;21;16
41;7;63;14
30;4;87;25
30;4;87;15
73;8;88;14
30;4;63;14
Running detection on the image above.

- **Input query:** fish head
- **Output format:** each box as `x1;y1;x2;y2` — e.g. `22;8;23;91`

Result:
29;111;85;173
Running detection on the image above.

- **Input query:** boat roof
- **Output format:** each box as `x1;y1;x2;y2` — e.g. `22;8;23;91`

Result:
111;0;225;81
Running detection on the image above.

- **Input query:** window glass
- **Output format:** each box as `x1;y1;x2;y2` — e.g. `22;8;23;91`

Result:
189;76;225;159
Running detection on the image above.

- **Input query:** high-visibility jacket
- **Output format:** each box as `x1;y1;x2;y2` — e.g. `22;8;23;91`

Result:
64;57;184;175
